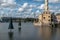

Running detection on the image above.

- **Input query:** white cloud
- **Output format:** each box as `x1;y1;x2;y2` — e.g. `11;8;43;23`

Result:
50;10;55;12
18;3;28;12
51;10;59;14
0;0;2;4
58;10;60;12
18;2;35;13
49;6;60;10
1;0;16;4
34;0;60;3
33;0;42;1
0;0;16;8
49;0;60;3
7;0;16;4
36;10;40;13
18;8;24;12
55;9;60;13
49;4;60;12
29;5;36;8
37;4;45;9
22;3;28;8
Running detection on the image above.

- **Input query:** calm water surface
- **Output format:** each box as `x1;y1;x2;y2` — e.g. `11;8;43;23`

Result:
0;22;60;40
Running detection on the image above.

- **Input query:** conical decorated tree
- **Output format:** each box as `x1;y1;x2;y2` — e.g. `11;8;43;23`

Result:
8;18;14;29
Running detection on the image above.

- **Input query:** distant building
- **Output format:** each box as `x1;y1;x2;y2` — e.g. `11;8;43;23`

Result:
38;12;60;25
56;13;60;23
34;0;60;26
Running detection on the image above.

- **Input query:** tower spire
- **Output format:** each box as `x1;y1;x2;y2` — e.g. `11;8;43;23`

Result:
45;0;48;12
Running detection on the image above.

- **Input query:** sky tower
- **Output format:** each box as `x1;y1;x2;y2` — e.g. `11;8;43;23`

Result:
45;0;48;12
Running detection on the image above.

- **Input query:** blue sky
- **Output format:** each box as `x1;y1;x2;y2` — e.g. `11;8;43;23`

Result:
0;0;60;18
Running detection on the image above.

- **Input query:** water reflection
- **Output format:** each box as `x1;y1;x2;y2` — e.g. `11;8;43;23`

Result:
18;20;21;31
55;27;60;40
38;25;56;40
8;32;14;40
18;27;21;34
18;26;21;32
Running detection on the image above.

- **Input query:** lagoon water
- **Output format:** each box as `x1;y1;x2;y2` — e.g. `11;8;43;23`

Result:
0;22;60;40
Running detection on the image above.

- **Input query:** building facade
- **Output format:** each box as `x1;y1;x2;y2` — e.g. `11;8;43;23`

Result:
38;11;52;25
38;13;60;25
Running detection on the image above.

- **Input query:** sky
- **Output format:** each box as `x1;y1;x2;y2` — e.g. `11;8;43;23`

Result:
0;0;60;18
